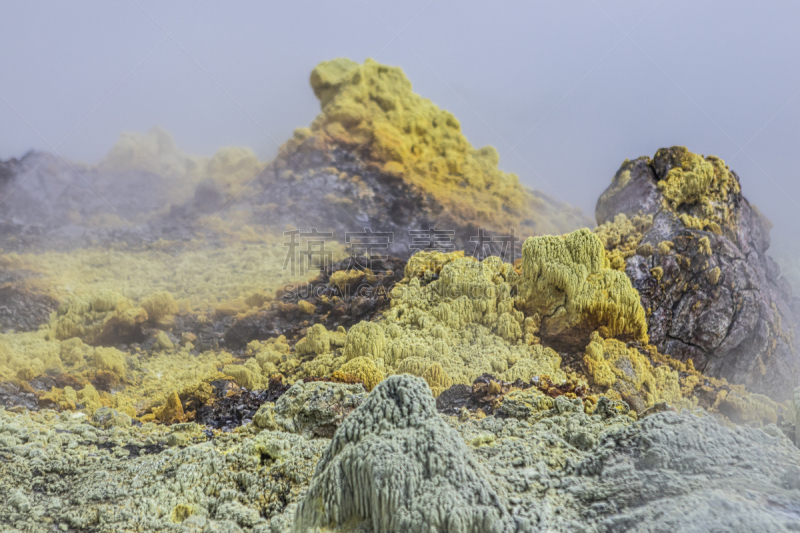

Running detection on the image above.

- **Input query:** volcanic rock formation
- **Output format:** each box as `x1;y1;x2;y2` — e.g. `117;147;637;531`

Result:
294;375;513;533
247;58;590;258
596;147;799;399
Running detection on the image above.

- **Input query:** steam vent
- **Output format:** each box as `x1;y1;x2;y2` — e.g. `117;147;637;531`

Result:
0;59;799;532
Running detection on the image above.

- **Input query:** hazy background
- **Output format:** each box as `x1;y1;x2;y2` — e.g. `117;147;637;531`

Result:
2;0;799;248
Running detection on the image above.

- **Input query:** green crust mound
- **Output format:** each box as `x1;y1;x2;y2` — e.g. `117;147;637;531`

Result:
294;375;512;533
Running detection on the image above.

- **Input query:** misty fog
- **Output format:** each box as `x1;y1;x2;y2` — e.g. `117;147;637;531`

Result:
3;1;799;242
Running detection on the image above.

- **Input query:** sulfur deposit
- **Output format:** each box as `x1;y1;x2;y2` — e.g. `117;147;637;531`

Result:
231;250;565;397
306;58;582;235
519;228;648;350
0;57;799;533
2;374;798;532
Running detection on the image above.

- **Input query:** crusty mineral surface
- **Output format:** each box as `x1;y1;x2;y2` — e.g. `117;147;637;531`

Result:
2;379;799;532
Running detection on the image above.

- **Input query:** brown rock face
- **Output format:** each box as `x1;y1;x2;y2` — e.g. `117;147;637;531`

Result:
596;147;799;400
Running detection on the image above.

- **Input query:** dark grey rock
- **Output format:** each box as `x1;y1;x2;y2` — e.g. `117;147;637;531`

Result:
597;147;799;400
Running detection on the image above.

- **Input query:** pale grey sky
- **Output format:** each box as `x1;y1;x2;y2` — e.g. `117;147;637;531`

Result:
1;0;799;240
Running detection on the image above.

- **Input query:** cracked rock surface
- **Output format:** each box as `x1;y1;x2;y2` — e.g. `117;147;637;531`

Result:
597;149;799;399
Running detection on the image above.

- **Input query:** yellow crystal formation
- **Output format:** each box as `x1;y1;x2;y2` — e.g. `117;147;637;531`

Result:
519;229;648;349
48;290;147;344
272;253;565;396
594;213;654;270
655;147;740;217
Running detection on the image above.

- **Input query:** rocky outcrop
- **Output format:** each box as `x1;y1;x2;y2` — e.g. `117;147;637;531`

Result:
0;129;266;253
571;408;800;532
247;58;590;258
597;147;799;399
0;150;178;252
252;380;367;438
